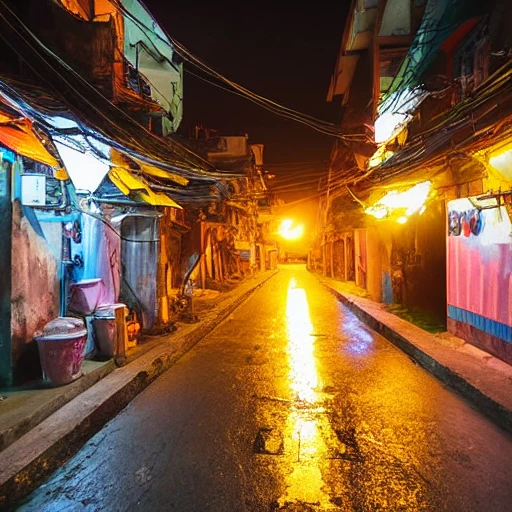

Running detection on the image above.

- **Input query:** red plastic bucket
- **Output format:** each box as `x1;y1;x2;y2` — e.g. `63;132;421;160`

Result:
36;330;87;386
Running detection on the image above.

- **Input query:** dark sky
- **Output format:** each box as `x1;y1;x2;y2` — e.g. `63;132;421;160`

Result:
143;1;348;203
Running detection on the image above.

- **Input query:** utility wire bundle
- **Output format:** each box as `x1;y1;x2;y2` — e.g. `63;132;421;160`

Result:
0;0;236;183
110;0;351;138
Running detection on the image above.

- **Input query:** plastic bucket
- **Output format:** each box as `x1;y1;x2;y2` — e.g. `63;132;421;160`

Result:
36;330;87;385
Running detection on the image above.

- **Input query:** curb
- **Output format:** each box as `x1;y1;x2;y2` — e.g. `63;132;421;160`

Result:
0;270;277;511
0;360;116;453
318;277;512;435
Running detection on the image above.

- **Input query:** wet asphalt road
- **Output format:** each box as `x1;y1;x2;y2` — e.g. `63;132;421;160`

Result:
18;265;512;511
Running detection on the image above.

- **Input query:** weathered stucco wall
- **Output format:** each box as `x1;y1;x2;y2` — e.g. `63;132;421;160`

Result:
379;0;411;36
11;201;60;383
400;199;447;323
365;199;447;324
366;226;385;303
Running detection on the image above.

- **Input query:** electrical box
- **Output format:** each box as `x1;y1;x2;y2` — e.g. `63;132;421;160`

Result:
21;173;66;208
21;174;46;206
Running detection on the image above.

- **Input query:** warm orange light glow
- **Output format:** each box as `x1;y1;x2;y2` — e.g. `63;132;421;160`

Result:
365;181;431;220
489;147;512;181
286;280;318;403
278;279;332;509
278;219;304;240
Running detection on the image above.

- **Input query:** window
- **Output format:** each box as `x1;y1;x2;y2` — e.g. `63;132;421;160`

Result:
452;21;489;96
379;48;408;99
356;0;378;11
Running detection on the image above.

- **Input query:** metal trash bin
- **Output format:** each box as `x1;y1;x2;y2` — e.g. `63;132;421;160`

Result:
93;304;127;358
35;317;88;386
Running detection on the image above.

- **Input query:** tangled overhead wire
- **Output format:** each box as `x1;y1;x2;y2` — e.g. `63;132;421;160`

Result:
0;1;241;182
108;0;357;138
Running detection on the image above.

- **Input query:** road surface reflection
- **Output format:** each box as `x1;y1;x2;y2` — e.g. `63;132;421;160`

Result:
279;278;332;508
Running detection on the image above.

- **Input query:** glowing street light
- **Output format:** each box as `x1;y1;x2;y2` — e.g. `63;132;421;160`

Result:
365;181;431;223
278;219;304;240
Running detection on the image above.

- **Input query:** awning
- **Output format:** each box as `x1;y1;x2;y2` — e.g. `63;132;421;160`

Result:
137;160;189;186
111;148;189;186
0;112;13;123
109;167;182;208
0;120;59;167
54;137;109;190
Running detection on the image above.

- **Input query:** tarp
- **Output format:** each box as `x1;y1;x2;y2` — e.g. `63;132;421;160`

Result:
81;213;121;305
119;213;160;329
381;0;485;109
109;167;182;208
54;136;110;192
136;161;189;186
110;148;189;186
0;112;13;123
0;120;59;167
0;4;219;180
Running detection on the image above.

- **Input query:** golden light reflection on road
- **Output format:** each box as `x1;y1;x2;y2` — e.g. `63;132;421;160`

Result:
279;278;332;509
286;279;318;404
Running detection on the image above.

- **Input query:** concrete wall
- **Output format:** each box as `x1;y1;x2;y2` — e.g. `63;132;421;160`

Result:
366;226;385;302
379;0;411;36
11;201;60;383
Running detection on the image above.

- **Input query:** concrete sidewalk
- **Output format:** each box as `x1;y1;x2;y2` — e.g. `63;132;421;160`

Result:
0;270;278;510
316;274;512;434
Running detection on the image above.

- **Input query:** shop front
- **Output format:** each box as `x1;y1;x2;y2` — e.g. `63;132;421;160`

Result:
447;196;512;364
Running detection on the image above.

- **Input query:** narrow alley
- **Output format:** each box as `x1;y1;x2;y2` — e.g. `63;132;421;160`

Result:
17;266;512;512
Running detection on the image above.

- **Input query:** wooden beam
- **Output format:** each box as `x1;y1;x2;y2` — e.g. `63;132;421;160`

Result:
374;35;414;47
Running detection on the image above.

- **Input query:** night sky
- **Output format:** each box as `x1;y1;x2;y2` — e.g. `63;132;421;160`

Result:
143;1;348;204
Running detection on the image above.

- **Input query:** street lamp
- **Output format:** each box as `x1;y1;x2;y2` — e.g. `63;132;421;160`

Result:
278;219;304;240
